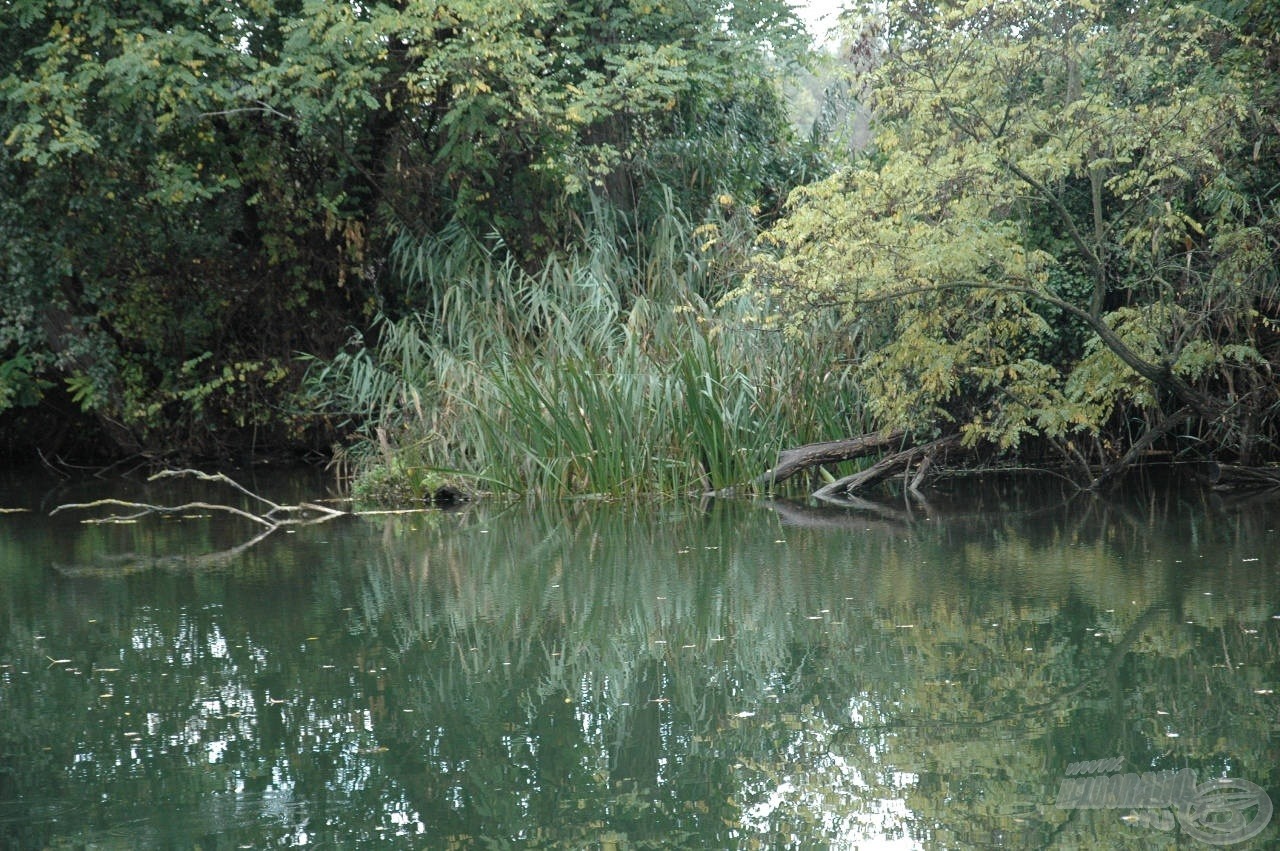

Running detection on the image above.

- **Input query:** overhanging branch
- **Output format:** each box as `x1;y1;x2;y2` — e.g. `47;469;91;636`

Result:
832;279;1221;417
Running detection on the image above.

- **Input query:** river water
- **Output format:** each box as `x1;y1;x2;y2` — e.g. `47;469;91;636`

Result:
0;467;1276;848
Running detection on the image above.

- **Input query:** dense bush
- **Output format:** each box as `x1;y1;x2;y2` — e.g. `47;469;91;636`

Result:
0;0;818;461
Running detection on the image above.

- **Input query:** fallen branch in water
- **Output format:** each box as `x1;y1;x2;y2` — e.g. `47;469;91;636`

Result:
749;429;907;490
50;468;348;529
813;434;963;504
49;469;353;576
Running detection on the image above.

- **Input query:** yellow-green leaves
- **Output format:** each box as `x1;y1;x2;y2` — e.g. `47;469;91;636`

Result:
745;0;1280;462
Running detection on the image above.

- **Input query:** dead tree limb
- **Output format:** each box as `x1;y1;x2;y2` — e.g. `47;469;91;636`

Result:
813;434;962;503
50;469;348;528
751;429;906;490
908;451;935;495
148;468;283;510
48;469;353;575
1205;463;1280;491
51;498;280;527
1089;405;1193;491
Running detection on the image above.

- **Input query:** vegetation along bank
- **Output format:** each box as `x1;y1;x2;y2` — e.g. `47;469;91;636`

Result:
2;0;1277;501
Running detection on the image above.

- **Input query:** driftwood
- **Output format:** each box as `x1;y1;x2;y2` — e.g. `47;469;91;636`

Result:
735;429;964;502
751;429;906;489
49;470;355;575
50;469;348;528
1205;462;1280;491
813;434;963;504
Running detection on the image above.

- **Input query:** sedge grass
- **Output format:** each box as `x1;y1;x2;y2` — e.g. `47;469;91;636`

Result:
305;202;862;499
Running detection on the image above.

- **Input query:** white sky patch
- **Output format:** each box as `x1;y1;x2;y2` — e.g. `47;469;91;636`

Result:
794;0;846;44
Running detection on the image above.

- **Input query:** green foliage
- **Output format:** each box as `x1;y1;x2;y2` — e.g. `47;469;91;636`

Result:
0;0;818;459
348;461;450;507
305;210;859;498
745;0;1280;467
0;347;47;410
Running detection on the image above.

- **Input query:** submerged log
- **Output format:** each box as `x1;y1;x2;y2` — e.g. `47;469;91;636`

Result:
1205;462;1280;491
750;429;906;490
812;434;962;503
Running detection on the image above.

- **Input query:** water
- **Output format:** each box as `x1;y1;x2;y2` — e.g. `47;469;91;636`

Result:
1;468;1277;848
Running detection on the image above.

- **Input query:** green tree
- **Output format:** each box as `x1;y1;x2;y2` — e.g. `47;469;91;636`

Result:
744;0;1280;491
0;0;813;459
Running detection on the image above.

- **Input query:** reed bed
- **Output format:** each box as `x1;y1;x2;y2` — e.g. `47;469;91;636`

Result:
305;203;861;499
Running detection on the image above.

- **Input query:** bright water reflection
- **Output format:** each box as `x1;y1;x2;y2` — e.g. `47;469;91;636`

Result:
0;469;1277;848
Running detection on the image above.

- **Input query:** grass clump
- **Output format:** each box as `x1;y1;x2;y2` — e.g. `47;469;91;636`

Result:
348;462;453;508
304;202;860;501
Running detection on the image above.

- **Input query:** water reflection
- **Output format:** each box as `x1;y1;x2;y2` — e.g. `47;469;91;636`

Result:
0;471;1276;847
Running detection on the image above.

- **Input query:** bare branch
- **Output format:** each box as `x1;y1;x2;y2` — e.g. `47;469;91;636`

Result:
51;498;277;528
813;434;964;502
149;469;283;511
52;470;350;534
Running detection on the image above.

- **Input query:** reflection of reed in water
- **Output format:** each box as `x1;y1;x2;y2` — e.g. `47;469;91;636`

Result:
347;492;1280;847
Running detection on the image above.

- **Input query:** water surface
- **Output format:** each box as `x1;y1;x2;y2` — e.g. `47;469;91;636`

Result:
1;468;1277;848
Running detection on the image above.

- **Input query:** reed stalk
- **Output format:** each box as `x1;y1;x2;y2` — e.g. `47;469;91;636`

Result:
305;201;863;499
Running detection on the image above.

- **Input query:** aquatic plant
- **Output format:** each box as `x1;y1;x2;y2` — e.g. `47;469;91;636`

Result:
305;204;861;499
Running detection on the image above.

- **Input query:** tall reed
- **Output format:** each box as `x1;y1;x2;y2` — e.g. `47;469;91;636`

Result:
304;198;862;499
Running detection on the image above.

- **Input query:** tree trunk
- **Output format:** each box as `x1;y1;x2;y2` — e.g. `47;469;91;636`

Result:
750;429;906;490
1089;405;1192;491
813;434;962;503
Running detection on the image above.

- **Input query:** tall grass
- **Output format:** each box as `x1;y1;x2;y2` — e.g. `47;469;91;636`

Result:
304;198;862;498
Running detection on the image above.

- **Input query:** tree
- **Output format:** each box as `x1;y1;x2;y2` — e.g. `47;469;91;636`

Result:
742;0;1280;494
0;0;814;459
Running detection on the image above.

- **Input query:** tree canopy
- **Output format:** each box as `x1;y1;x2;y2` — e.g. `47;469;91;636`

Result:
0;0;815;459
744;0;1280;489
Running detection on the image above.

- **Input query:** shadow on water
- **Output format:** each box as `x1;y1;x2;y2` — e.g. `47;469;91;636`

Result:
0;467;1277;847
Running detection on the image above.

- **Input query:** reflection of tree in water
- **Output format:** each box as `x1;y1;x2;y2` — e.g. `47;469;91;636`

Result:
352;490;1279;847
362;508;755;845
1;480;1277;847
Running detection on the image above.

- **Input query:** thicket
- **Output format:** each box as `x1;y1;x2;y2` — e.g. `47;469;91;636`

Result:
302;200;861;499
0;0;821;464
740;0;1280;496
5;0;1277;501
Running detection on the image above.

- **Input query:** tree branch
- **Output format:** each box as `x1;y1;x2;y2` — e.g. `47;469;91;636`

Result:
749;429;906;490
813;433;963;503
1089;405;1193;491
835;278;1221;416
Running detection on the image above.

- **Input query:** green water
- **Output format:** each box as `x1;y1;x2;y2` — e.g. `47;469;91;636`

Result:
1;469;1276;848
